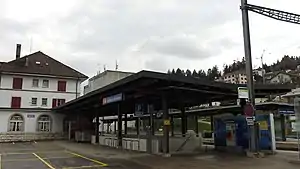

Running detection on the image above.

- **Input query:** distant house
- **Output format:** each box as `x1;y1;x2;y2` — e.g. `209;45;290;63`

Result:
267;72;297;84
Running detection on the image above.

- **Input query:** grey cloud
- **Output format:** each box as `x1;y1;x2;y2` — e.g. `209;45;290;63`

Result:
215;38;239;50
142;35;214;59
2;0;288;77
145;57;169;72
55;0;240;55
136;35;238;61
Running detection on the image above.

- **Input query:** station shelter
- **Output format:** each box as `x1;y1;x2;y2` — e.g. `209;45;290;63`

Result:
53;70;294;155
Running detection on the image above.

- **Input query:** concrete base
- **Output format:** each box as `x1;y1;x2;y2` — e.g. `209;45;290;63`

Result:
289;159;300;165
162;153;171;157
246;150;256;158
257;152;265;158
245;150;266;158
0;132;64;142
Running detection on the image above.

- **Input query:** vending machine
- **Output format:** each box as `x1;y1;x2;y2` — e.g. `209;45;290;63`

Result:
214;114;276;153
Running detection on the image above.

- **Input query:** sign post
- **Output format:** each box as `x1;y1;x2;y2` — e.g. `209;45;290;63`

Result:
238;87;249;99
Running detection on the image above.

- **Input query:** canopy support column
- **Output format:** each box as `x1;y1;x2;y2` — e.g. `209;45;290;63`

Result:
162;95;170;154
95;112;99;143
117;103;123;147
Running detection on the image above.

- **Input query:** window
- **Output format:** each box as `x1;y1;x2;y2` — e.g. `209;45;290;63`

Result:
57;81;66;92
32;79;39;87
42;80;49;88
9;114;24;132
42;98;48;106
11;97;21;108
31;98;37;106
12;78;23;89
37;115;51;132
52;98;66;108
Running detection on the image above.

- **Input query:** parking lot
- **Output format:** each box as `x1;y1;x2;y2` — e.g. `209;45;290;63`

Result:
0;142;109;169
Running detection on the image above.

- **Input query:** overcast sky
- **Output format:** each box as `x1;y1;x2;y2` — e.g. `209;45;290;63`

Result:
1;0;300;78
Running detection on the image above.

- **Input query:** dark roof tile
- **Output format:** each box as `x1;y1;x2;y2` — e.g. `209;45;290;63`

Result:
0;51;88;79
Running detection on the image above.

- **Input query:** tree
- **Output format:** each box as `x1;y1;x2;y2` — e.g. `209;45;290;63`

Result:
175;68;183;76
254;74;263;84
186;69;192;76
207;68;213;80
167;69;171;74
223;64;229;74
171;69;176;74
212;65;221;77
198;70;206;78
192;70;198;77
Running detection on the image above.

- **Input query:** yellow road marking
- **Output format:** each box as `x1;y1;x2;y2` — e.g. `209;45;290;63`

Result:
62;165;103;169
33;153;55;169
65;151;108;167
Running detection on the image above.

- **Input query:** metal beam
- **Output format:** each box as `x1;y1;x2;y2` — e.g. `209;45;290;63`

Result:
158;86;237;96
245;4;300;25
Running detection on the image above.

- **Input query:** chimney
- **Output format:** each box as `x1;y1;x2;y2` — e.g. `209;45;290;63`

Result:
16;44;21;59
25;57;29;66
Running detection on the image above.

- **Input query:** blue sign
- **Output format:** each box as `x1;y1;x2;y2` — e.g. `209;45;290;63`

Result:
102;93;123;105
279;110;294;115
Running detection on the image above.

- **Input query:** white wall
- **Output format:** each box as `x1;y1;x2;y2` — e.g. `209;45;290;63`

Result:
0;74;79;108
84;71;133;94
0;110;64;133
270;73;291;84
0;90;76;108
0;74;80;93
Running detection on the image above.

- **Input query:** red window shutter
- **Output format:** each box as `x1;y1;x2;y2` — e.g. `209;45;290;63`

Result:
11;97;21;108
58;81;66;92
52;99;57;108
13;78;23;89
61;99;66;104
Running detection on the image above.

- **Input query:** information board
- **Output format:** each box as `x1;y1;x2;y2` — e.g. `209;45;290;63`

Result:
238;87;249;99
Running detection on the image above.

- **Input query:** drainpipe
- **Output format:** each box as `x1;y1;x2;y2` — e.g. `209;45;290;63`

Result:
75;77;79;98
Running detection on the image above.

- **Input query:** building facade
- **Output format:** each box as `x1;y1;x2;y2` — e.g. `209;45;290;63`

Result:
268;72;292;84
222;71;247;84
0;45;87;142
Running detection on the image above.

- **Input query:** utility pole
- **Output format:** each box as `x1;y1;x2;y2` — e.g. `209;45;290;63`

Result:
260;49;266;84
240;0;300;156
240;0;257;153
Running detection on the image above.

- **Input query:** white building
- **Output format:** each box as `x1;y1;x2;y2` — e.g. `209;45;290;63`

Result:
0;44;88;142
222;71;247;84
267;72;292;84
84;70;133;95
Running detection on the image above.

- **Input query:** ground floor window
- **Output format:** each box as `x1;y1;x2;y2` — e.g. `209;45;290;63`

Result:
9;114;24;132
37;115;52;132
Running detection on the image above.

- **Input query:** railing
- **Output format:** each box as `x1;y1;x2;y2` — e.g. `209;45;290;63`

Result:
176;133;192;152
122;138;140;151
104;137;118;148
